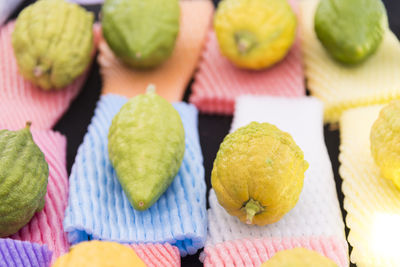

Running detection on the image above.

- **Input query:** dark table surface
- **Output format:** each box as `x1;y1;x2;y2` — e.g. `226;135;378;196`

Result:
10;1;400;266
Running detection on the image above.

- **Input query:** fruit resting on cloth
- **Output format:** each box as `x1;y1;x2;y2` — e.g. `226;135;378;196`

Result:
101;0;180;69
0;123;48;237
108;86;185;211
314;0;387;65
211;122;308;226
213;0;296;70
260;248;338;267
52;241;146;267
12;0;94;90
371;100;400;189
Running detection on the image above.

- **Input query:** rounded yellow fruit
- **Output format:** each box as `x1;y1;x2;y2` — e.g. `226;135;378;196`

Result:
260;248;338;267
371;100;400;189
52;241;146;267
214;0;297;70
211;122;308;226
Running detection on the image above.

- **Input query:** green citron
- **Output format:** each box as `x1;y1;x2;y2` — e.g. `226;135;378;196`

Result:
12;0;94;90
211;122;308;226
101;0;180;69
0;123;49;237
314;0;387;65
260;248;338;267
108;87;185;211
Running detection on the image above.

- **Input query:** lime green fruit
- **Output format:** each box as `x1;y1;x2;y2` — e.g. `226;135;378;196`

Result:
260;248;338;267
12;0;94;90
211;122;308;226
371;100;400;189
0;123;49;237
108;87;185;211
314;0;387;65
101;0;180;69
214;0;297;70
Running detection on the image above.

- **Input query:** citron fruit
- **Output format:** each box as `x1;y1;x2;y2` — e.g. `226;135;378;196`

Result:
108;86;185;211
370;100;400;189
12;0;94;90
314;0;387;65
260;248;338;267
211;122;308;226
101;0;180;69
0;122;48;237
52;241;146;267
214;0;296;70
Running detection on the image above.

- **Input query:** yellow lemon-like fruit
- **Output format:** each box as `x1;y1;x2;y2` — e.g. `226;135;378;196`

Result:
260;248;338;267
371;100;400;189
211;122;308;226
214;0;296;70
52;241;146;267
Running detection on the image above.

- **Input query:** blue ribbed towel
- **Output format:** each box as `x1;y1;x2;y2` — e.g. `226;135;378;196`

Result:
63;94;207;256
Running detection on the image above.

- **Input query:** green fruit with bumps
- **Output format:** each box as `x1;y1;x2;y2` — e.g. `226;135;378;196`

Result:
0;123;49;237
108;86;185;211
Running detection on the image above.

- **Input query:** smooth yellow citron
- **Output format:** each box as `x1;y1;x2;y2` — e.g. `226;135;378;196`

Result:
260;248;338;266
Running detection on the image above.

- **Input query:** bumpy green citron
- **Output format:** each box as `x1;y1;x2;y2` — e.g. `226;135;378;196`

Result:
53;241;146;267
214;0;296;70
371;100;400;189
314;0;387;65
0;123;48;237
211;122;308;226
101;0;180;69
260;248;338;267
108;87;185;211
12;0;94;90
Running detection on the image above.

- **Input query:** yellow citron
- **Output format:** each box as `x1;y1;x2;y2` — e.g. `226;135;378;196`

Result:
52;241;146;267
214;0;296;70
260;248;338;266
211;122;308;226
371;100;400;189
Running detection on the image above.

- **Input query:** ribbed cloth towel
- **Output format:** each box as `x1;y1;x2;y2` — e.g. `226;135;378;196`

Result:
340;105;400;266
300;0;400;124
0;1;23;26
0;238;52;267
129;243;180;267
202;237;348;267
189;0;305;115
207;96;347;252
64;94;207;256
3;129;70;263
0;22;96;130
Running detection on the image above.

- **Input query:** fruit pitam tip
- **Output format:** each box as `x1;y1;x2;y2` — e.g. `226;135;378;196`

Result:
146;84;156;94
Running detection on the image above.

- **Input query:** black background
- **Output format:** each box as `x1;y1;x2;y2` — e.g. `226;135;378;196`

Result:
9;1;400;266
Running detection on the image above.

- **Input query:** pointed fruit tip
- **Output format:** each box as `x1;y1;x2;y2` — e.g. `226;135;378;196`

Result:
146;84;156;94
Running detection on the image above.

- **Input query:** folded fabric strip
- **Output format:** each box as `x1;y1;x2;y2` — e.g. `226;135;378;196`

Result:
207;96;347;253
0;1;23;26
0;238;52;267
340;105;400;266
129;243;180;267
189;0;305;115
202;236;348;267
98;0;213;101
64;94;207;256
299;0;400;124
0;22;97;130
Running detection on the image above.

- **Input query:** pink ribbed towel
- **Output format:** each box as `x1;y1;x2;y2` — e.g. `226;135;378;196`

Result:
0;22;96;130
129;243;181;267
189;1;305;115
202;237;349;267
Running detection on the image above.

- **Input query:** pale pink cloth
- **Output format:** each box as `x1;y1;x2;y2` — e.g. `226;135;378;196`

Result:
202;237;349;267
130;243;181;267
0;22;95;130
189;1;305;115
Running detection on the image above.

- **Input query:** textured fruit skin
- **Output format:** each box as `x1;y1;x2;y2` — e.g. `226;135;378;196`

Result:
260;248;338;267
53;241;146;267
101;0;180;69
0;124;48;237
108;91;185;211
214;0;296;70
371;101;400;189
211;122;308;226
314;0;387;65
12;0;94;90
